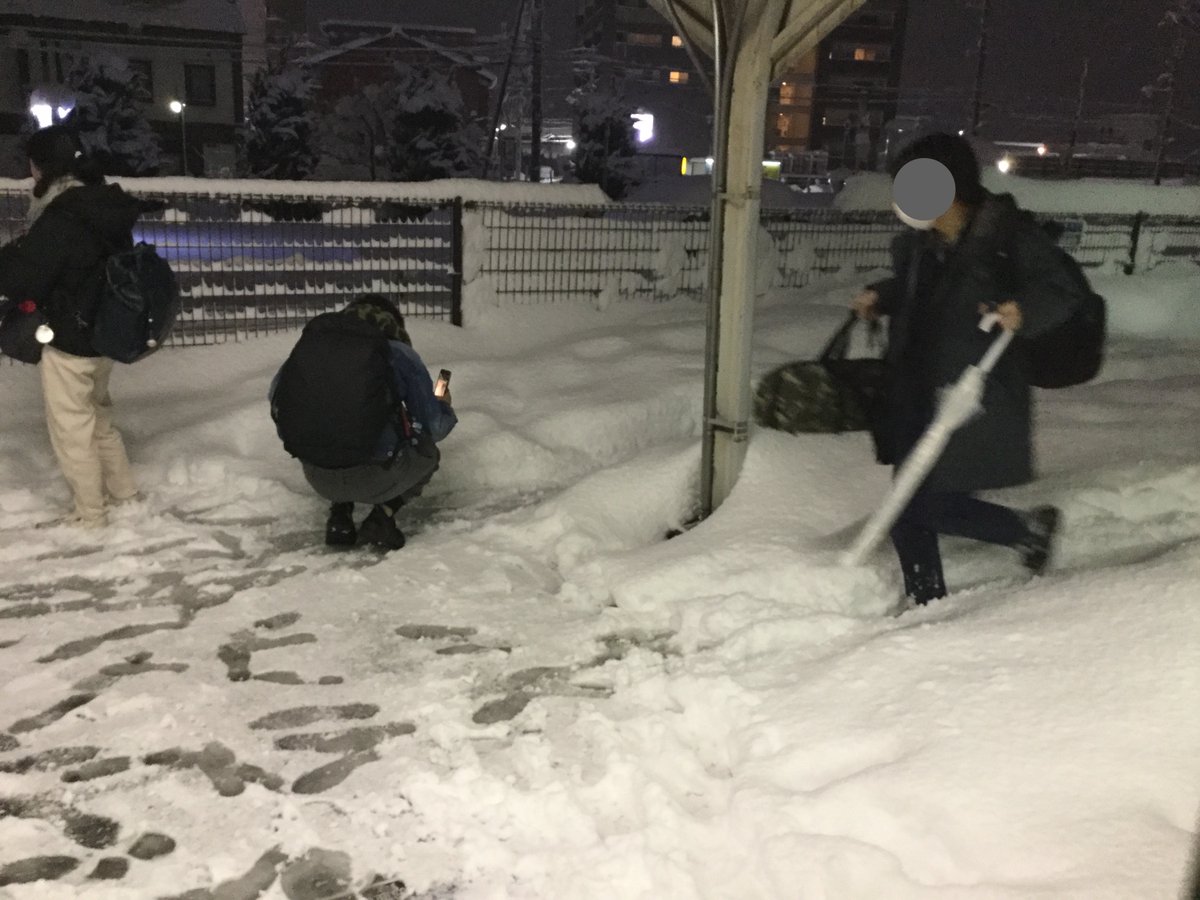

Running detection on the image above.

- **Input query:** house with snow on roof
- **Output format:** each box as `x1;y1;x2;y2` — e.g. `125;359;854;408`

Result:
304;20;495;126
0;0;245;177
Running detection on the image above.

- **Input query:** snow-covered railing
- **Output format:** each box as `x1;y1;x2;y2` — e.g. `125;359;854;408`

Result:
1;177;1197;350
461;202;1196;311
0;186;466;343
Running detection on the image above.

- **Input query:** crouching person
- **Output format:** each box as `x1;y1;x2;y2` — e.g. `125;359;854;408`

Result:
270;295;456;550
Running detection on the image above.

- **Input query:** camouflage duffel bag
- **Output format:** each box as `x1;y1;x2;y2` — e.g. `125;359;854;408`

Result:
753;313;890;458
753;357;886;433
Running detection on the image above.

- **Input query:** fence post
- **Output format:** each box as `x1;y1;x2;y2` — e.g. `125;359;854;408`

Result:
1124;211;1146;275
450;196;464;326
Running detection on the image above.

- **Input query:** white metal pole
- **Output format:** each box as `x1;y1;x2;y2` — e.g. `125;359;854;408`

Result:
708;2;781;509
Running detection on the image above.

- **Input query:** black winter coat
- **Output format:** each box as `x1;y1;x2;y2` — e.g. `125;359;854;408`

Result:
869;192;1086;492
0;183;140;358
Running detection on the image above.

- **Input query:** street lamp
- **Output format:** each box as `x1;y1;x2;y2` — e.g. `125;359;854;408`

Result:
169;100;188;175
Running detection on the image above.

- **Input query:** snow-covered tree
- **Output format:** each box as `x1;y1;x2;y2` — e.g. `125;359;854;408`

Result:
62;54;162;176
387;64;484;182
318;83;399;181
243;64;318;180
1162;0;1200;30
569;84;637;200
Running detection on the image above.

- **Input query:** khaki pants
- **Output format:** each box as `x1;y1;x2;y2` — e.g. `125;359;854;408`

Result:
40;346;138;521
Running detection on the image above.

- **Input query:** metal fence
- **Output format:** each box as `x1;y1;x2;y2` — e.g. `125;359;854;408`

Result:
467;202;1195;306
0;190;461;347
2;186;1197;351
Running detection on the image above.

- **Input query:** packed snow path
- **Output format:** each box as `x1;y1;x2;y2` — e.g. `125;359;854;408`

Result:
2;274;1199;899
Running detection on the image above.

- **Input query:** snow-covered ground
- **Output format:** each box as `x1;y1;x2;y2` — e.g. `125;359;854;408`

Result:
1;272;1199;899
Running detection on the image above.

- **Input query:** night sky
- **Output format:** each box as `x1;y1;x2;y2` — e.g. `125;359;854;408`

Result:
307;0;1191;134
900;0;1191;134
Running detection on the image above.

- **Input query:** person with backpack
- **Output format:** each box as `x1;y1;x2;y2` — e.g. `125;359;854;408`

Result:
0;126;141;528
850;133;1093;607
269;294;457;550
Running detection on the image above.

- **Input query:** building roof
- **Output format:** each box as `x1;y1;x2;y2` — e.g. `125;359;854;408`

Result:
3;0;245;34
304;21;497;88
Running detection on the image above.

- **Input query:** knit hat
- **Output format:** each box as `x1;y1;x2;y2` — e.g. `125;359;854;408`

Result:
888;132;986;207
344;294;411;345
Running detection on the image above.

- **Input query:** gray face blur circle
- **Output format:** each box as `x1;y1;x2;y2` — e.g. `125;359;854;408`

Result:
892;158;956;222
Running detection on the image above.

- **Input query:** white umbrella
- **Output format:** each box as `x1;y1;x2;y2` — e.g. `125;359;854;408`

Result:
842;314;1014;567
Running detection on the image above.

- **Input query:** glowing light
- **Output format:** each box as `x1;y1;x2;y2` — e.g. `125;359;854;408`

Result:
1037;143;1048;156
169;100;185;114
565;139;577;151
631;112;654;144
681;156;688;175
997;156;1013;174
958;129;965;136
30;103;54;129
57;105;74;120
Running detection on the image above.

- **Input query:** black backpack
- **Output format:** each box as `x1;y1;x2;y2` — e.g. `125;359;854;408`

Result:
271;312;403;469
1024;247;1107;389
91;243;181;363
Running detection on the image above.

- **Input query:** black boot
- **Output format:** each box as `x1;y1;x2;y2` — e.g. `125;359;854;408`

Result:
1017;505;1061;575
902;563;947;607
325;502;357;547
358;505;406;550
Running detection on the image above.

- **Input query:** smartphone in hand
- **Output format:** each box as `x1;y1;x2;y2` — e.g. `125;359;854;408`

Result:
434;369;451;399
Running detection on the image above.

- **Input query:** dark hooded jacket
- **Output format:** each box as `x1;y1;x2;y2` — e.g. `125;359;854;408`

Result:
868;192;1086;492
0;183;140;358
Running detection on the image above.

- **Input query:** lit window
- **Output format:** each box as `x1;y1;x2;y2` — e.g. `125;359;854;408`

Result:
627;32;662;46
671;35;683;47
669;70;689;84
853;47;876;61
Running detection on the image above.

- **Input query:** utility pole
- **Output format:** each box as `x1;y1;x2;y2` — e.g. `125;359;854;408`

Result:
1152;32;1186;186
482;0;530;180
970;0;991;136
1063;56;1089;176
527;0;544;183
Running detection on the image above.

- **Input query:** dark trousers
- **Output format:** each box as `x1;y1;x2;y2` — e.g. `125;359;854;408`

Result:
890;489;1029;604
302;440;440;508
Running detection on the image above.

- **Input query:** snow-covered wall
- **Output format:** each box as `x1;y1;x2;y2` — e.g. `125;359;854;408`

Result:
0;176;611;206
836;172;1200;217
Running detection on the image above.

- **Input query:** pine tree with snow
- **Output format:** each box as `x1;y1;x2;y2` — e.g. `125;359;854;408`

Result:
243;64;318;180
569;83;637;200
386;64;484;182
62;54;162;176
318;83;399;181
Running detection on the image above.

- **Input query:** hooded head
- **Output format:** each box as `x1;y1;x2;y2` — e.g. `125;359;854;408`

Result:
25;125;103;198
344;294;411;345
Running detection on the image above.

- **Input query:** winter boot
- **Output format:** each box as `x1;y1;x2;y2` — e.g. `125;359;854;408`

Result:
358;505;406;551
325;502;357;547
1017;505;1061;575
